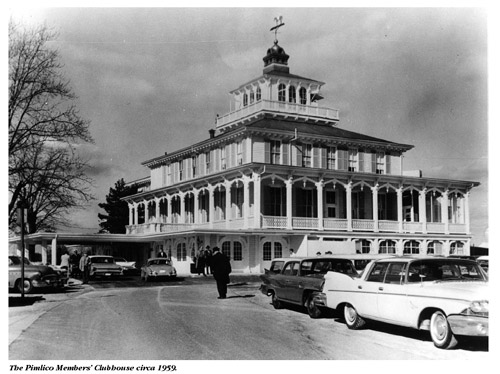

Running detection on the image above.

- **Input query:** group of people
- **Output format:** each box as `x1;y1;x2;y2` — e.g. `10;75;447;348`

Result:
194;246;213;276
60;250;91;284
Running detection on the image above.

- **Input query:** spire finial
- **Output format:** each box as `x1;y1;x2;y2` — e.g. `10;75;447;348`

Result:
270;16;285;43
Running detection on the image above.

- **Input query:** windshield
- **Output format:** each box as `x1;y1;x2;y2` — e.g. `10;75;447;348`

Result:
149;259;171;266
407;259;486;282
91;257;115;264
9;256;31;265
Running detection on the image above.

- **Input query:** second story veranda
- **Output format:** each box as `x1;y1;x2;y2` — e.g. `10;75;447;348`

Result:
124;164;477;237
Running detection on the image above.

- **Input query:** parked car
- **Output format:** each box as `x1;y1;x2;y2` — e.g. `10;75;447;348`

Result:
114;257;139;275
323;257;489;349
141;258;177;281
260;256;358;318
8;256;65;294
88;255;123;279
476;256;489;273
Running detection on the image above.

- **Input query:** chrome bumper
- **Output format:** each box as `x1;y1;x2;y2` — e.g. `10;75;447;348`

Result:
448;314;488;337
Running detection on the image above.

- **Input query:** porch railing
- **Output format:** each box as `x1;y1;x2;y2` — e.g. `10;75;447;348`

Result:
127;218;467;235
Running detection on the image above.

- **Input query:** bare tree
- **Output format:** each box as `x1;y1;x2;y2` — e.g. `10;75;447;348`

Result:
9;20;94;233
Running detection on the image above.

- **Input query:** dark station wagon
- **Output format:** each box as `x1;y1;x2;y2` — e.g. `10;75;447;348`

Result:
260;256;358;318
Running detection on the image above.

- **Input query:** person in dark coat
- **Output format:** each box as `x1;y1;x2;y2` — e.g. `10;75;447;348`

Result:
210;246;231;299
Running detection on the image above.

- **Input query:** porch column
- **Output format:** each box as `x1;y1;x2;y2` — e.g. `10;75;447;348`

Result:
167;195;172;224
371;184;379;233
253;173;262;228
194;188;199;224
225;181;232;228
208;185;215;228
134;203;139;226
442;190;449;234
286;178;293;229
316;180;324;230
41;240;48;264
346;182;352;232
397;186;403;233
464;192;471;234
128;203;134;226
243;176;250;229
419;189;427;234
144;200;149;223
155;198;161;223
180;192;186;224
51;236;57;266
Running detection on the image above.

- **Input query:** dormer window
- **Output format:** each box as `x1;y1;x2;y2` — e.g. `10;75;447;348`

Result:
249;90;254;104
299;87;307;105
278;84;286;102
288;85;296;103
243;93;248;107
256;87;261;101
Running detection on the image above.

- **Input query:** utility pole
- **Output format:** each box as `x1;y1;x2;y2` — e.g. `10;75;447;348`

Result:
17;190;28;298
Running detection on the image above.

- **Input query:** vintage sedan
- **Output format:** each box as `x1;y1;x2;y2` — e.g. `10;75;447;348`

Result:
324;257;489;349
260;256;358;318
88;255;123;279
114;257;139;275
8;256;65;293
141;258;177;281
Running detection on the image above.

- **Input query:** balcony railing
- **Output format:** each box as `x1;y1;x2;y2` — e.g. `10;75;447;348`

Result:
216;99;340;129
126;217;467;235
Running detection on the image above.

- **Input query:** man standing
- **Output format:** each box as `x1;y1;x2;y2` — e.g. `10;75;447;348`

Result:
210;247;231;299
79;252;90;284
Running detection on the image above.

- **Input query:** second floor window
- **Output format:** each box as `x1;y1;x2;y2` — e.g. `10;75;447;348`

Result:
236;141;243;165
249;90;254;104
205;151;211;174
178;160;184;181
243;93;248;107
376;152;385;174
221;147;226;170
302;144;312;167
348;149;357;172
278;84;286;102
327;147;336;169
192;156;197;178
270;140;281;164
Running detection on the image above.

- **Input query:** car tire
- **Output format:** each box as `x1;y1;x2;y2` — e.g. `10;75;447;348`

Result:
306;294;323;319
344;303;365;329
430;311;458;349
271;292;283;309
17;279;33;294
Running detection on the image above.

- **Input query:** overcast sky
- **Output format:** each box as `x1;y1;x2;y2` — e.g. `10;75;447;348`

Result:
8;7;489;245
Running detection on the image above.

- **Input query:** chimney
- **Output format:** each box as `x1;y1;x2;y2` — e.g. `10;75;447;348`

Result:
209;129;215;139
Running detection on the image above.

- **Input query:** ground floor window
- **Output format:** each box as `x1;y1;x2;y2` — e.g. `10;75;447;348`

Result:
403;240;420;255
176;242;187;261
379;240;396;254
263;241;283;261
427;241;443;255
221;240;244;261
450;241;464;255
356;239;371;254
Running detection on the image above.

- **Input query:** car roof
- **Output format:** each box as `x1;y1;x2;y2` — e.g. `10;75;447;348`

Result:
148;257;171;261
89;255;113;258
373;256;479;263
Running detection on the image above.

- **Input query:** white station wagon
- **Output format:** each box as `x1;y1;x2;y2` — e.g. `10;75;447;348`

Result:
323;257;488;349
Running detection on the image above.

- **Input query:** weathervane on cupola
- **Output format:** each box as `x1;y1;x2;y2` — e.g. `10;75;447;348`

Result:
270;16;285;43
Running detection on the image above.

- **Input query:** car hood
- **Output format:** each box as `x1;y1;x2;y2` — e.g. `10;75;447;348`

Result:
10;264;56;275
407;281;489;300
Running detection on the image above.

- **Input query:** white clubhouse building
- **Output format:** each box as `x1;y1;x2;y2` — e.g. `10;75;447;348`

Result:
122;35;479;274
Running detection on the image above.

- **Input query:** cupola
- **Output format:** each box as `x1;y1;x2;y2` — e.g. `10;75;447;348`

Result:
263;40;290;74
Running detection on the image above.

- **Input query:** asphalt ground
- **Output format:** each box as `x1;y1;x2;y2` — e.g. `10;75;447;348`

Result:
8;274;263;346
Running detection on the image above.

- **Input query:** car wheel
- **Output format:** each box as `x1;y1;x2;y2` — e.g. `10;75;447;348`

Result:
306;294;323;319
430;311;458;349
271;292;283;309
17;279;33;294
344;303;365;329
